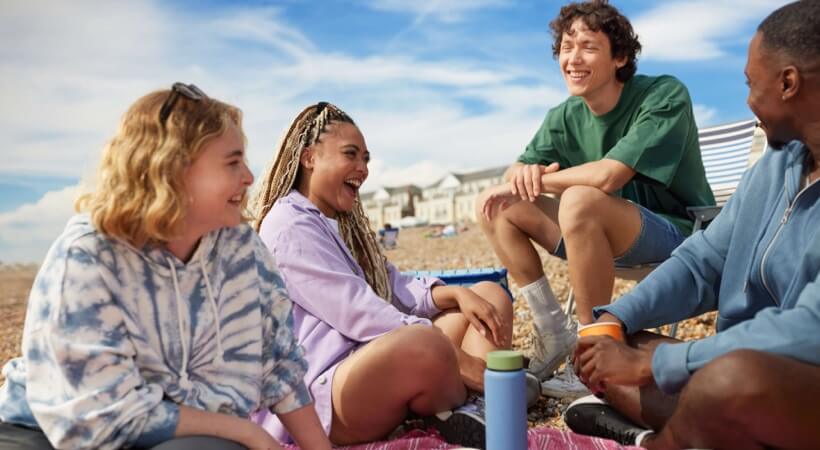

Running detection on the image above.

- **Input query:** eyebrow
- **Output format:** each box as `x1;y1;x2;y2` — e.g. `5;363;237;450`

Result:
225;149;244;158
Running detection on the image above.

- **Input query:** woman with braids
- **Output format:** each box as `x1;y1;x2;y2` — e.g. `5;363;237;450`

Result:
0;84;331;450
250;102;527;447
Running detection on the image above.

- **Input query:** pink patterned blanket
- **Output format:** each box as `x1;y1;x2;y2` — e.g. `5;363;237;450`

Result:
283;427;642;449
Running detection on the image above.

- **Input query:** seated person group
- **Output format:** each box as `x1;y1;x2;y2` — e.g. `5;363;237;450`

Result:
1;1;818;449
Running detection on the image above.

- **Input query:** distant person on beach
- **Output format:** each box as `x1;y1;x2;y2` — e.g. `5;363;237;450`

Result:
476;0;715;398
565;2;820;449
378;222;398;248
0;84;330;450
249;102;536;448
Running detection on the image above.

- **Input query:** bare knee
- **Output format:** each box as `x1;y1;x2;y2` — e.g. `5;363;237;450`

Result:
680;350;774;419
557;185;609;234
388;325;459;374
471;281;513;321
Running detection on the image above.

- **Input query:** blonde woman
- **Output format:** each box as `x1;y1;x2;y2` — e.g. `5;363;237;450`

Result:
0;84;330;450
250;102;535;448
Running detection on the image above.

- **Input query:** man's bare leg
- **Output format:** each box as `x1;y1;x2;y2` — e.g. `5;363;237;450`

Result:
646;350;820;450
476;193;561;286
558;186;642;324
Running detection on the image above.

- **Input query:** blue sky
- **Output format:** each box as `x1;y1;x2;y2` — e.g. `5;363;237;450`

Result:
0;0;788;263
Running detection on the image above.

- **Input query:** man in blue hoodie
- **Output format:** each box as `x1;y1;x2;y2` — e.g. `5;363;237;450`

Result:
564;1;820;449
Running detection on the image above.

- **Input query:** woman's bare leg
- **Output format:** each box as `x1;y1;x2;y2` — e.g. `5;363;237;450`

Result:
329;325;466;445
433;281;514;391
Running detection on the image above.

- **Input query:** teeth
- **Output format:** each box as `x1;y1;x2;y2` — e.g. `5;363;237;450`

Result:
345;179;362;187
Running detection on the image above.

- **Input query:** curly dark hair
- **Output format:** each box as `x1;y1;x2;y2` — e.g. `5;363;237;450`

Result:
549;0;642;82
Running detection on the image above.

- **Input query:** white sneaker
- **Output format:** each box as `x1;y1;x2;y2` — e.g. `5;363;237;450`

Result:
541;363;590;400
527;322;577;382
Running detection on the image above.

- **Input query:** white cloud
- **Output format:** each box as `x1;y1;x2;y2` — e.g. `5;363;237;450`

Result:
0;186;78;264
693;104;719;127
633;0;790;61
363;0;510;23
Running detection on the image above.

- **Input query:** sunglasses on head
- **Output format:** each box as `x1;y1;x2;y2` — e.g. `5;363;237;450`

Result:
159;82;207;124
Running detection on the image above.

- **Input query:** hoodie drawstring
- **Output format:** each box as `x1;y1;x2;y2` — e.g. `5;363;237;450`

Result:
166;257;193;390
199;254;225;365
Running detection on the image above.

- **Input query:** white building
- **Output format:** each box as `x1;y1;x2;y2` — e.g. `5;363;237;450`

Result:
360;165;507;229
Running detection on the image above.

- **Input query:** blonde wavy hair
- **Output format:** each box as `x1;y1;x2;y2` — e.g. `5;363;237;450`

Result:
76;86;244;248
251;102;392;301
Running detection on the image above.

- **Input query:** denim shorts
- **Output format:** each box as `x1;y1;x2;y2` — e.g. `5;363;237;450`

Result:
553;203;687;267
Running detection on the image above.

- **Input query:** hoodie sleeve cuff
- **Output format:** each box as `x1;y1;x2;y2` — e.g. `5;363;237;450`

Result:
592;304;639;334
132;400;179;448
270;381;313;415
651;341;694;395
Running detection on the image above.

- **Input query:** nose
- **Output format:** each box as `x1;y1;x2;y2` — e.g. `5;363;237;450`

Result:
569;48;583;64
241;161;254;186
358;157;369;180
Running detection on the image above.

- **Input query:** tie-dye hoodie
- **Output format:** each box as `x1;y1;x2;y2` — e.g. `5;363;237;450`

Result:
0;214;311;449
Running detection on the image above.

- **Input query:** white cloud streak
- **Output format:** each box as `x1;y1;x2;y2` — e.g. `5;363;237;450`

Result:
633;0;791;61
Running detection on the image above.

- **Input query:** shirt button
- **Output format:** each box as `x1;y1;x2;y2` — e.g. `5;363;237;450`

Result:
318;376;327;385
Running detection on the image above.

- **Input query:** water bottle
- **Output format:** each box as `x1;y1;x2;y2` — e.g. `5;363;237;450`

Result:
485;350;527;450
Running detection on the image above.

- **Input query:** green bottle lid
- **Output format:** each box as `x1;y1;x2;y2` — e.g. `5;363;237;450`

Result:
486;350;523;371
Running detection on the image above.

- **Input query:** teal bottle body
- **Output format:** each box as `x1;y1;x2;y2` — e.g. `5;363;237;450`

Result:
485;356;527;449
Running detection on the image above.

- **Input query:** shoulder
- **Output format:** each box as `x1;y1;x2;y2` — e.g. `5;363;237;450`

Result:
50;214;118;266
635;74;691;102
260;199;329;247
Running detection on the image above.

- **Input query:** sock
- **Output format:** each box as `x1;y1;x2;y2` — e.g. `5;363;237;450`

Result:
519;276;569;334
634;429;655;447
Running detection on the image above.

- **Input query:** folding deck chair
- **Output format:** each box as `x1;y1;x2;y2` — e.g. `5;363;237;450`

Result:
404;267;513;301
564;118;761;338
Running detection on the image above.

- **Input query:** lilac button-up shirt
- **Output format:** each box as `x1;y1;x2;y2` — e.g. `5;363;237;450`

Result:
252;190;442;442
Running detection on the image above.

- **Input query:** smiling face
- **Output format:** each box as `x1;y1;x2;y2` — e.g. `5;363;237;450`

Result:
745;32;797;150
183;122;253;235
559;19;626;106
299;122;369;218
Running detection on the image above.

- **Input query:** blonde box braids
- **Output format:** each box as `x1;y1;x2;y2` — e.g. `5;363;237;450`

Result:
252;102;392;302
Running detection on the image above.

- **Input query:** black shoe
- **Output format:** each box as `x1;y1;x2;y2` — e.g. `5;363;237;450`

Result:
425;394;486;449
563;395;650;446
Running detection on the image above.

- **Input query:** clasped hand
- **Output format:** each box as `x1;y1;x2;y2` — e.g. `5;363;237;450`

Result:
480;162;559;221
454;287;507;348
572;334;654;394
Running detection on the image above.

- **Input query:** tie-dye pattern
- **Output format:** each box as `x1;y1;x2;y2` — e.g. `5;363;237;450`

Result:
0;214;310;449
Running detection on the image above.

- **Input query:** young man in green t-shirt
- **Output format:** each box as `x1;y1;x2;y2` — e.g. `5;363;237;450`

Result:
476;0;714;397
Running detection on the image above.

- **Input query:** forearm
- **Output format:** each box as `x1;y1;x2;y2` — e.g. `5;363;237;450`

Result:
539;160;634;194
277;404;332;450
431;285;462;310
175;405;267;447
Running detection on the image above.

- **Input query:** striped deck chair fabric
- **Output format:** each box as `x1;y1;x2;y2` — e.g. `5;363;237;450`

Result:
687;118;760;229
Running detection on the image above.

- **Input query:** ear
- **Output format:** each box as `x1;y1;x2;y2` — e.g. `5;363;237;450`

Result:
781;65;800;100
614;55;628;70
300;147;315;170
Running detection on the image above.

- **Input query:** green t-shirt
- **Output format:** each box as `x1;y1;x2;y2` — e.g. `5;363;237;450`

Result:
517;74;715;235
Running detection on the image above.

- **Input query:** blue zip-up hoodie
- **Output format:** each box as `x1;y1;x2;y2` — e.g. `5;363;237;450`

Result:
0;215;311;449
597;140;820;394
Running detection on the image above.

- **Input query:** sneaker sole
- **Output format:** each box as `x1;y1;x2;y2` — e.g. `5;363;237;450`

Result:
425;413;486;449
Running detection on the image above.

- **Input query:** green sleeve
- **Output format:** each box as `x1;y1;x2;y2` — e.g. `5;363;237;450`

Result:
604;83;696;187
517;110;565;166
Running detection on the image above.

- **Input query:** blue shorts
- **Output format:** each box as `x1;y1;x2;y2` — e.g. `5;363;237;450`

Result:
553;203;687;267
